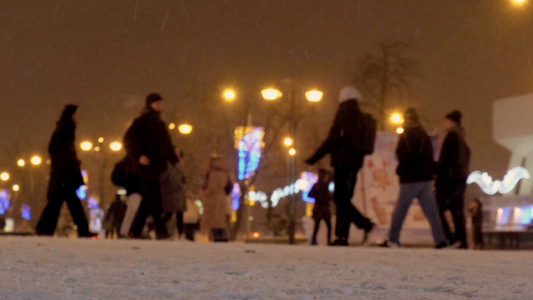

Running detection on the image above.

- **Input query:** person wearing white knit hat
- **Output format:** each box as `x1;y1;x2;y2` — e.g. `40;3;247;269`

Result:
305;86;379;246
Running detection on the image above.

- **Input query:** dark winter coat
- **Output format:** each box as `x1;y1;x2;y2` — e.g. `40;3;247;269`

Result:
396;126;436;184
123;108;179;174
111;155;142;196
47;106;84;192
308;181;332;220
104;198;127;230
436;127;470;187
306;100;367;167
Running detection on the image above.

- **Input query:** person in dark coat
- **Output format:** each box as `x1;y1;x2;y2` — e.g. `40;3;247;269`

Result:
309;169;333;246
468;198;483;250
305;86;377;246
124;93;180;239
379;108;447;248
436;110;470;249
104;194;127;238
161;148;187;239
35;105;95;238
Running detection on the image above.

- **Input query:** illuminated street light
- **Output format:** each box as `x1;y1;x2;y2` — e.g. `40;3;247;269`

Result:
512;0;526;5
289;148;296;156
223;89;236;101
396;127;405;134
391;113;403;124
12;184;19;192
261;88;282;101
31;156;42;166
169;123;176;130
94;146;101;152
80;141;93;151
17;159;25;167
179;124;193;135
305;90;323;102
0;172;10;181
110;142;123;152
284;137;293;147
98;137;104;143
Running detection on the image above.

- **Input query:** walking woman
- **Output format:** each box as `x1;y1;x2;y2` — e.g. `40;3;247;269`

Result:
202;155;232;242
35;105;95;238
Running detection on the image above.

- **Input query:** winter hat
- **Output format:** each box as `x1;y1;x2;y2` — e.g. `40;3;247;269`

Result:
403;108;420;127
445;110;462;126
146;93;163;107
338;86;362;103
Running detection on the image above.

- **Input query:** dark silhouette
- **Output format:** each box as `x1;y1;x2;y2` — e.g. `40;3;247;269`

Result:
309;169;333;245
124;93;179;239
35;105;95;238
436;110;470;249
305;86;377;246
104;195;127;238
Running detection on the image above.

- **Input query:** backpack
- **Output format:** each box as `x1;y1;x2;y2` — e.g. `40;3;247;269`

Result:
111;156;138;187
359;113;377;155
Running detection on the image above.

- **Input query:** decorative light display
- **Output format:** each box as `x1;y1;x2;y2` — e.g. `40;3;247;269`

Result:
88;197;99;209
231;183;241;210
467;167;530;195
0;190;9;215
21;205;31;221
235;127;264;181
300;172;318;203
76;185;87;200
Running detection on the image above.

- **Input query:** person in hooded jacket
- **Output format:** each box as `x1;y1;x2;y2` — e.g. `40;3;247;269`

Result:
379;108;447;248
436;110;470;249
305;86;377;246
35;105;95;238
202;155;232;242
123;93;180;239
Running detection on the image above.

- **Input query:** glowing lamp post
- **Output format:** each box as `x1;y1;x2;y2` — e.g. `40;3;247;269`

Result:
110;142;123;152
168;123;176;130
261;88;282;101
284;137;293;147
305;90;323;102
0;172;10;181
12;184;19;192
30;156;42;166
288;148;296;156
224;89;236;102
17;159;25;167
80;141;93;152
178;124;193;135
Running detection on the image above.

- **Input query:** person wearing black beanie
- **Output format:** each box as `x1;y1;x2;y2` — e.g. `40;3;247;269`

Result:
123;92;180;239
436;110;471;249
35;105;96;238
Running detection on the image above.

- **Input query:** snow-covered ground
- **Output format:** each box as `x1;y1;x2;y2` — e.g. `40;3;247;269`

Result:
0;237;532;300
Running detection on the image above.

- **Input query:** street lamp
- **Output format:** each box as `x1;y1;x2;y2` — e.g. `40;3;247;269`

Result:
169;123;176;130
305;90;323;102
94;146;101;152
17;159;25;167
512;0;526;5
288;148;296;156
284;137;293;147
261;88;282;101
12;184;19;192
98;137;104;143
110;142;123;152
0;172;9;181
31;156;42;166
396;127;405;134
178;124;193;135
80;141;93;151
224;89;236;102
391;113;403;124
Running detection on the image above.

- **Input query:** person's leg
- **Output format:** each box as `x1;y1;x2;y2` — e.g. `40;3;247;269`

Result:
436;186;454;244
184;224;195;241
449;182;467;248
64;189;91;235
344;165;373;232
311;217;321;245
141;167;168;238
131;200;150;237
35;190;65;236
176;212;184;237
120;193;142;236
416;182;447;246
388;183;418;244
333;167;352;240
325;217;332;245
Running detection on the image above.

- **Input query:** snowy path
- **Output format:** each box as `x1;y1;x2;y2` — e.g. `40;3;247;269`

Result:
0;237;531;300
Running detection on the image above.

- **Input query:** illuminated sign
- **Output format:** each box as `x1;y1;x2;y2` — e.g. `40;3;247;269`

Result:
0;190;9;215
236;127;264;180
467;167;530;195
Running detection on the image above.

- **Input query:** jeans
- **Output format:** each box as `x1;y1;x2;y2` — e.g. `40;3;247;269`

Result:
36;188;90;236
334;165;373;239
131;167;167;237
388;181;446;245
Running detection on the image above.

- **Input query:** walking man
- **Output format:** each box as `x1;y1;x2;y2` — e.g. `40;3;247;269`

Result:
436;110;470;249
305;86;377;246
380;108;447;248
35;105;95;238
124;93;180;239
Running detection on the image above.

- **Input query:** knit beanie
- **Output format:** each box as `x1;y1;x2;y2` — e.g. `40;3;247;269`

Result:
445;110;462;126
146;93;163;107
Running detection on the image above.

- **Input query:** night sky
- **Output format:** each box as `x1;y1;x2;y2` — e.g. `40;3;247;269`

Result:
1;0;533;176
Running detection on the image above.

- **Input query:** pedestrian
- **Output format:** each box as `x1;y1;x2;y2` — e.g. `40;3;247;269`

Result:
305;86;378;246
202;155;232;242
309;169;333;246
468;198;483;250
161;148;187;239
379;108;448;248
436;110;470;249
35;105;96;238
103;194;127;238
123;93;180;239
183;197;201;241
